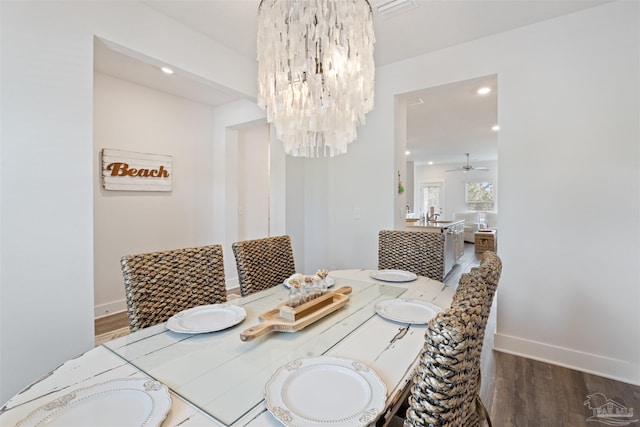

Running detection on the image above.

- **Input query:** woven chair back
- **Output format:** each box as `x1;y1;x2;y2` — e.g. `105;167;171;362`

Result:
456;251;503;371
404;301;486;427
472;251;502;298
450;270;493;426
378;230;444;281
232;235;296;297
448;252;502;427
121;244;227;332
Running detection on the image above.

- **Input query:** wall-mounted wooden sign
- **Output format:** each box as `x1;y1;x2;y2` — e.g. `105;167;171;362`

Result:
101;149;172;192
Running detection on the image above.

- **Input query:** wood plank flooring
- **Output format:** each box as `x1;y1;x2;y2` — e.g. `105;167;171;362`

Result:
95;244;640;425
482;349;640;426
444;241;483;286
94;311;129;336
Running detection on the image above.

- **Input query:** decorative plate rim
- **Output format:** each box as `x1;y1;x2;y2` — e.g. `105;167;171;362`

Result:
265;356;387;427
375;298;443;324
369;269;418;282
167;303;247;334
15;378;171;427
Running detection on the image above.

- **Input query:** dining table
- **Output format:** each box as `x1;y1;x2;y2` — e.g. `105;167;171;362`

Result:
0;269;454;427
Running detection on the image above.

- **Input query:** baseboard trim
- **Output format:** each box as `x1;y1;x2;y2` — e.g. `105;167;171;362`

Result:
95;281;242;318
94;300;127;319
494;333;639;386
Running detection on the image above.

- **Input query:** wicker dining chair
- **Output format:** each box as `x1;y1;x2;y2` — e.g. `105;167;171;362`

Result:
457;252;503;378
232;235;296;297
447;252;503;427
404;301;486;427
378;230;445;281
450;270;494;427
120;244;227;332
472;251;502;297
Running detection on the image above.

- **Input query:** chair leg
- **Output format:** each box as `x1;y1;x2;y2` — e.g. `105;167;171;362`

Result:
475;395;492;427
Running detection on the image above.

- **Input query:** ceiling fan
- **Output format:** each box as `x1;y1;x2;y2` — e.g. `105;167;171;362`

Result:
446;153;490;172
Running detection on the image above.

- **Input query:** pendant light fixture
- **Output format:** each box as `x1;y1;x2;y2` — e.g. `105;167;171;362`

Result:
257;0;375;157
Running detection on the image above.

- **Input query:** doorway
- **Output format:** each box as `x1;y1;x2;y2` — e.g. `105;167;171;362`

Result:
237;124;271;241
401;74;498;221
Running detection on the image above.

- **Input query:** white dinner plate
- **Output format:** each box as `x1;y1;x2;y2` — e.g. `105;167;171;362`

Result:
265;356;387;427
370;269;417;282
15;378;171;427
167;303;246;334
283;276;334;289
375;298;443;324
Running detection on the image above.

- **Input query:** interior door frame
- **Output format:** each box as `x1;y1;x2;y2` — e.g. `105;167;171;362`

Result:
419;180;445;218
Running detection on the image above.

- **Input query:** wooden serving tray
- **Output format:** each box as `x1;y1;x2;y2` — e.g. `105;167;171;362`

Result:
239;286;352;342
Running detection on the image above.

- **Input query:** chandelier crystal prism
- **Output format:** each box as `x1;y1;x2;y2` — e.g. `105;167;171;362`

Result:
257;0;375;157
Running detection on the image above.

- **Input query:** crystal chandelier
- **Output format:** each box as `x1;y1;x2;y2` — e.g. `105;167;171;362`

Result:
257;0;375;157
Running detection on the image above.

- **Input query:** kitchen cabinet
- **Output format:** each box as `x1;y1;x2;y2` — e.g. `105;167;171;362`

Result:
406;220;464;279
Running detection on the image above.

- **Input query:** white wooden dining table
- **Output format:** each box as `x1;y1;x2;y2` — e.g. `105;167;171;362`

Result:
0;269;454;427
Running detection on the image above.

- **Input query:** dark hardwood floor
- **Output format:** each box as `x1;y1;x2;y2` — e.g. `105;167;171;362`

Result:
94;311;129;336
443;240;484;287
95;244;640;425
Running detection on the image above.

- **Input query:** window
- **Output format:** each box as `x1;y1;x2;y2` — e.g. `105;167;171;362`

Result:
466;182;494;211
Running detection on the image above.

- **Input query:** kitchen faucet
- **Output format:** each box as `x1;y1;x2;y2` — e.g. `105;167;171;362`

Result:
427;206;439;222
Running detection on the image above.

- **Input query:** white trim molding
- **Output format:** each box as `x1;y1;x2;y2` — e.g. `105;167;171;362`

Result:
94;300;127;319
494;333;639;386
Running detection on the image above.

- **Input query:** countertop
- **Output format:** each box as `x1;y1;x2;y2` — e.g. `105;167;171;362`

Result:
406;219;464;231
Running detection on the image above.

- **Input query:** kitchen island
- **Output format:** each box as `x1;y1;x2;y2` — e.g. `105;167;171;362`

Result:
406;220;465;278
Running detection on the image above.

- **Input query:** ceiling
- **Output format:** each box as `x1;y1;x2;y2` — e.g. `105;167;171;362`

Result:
94;39;244;106
94;0;608;164
140;0;607;68
401;74;498;166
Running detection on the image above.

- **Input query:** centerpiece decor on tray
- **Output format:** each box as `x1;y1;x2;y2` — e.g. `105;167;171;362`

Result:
240;269;352;341
285;269;330;307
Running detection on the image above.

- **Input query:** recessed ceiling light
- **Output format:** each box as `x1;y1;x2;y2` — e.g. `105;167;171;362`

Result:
492;125;500;131
477;87;491;95
428;161;433;165
405;150;411;155
160;66;174;75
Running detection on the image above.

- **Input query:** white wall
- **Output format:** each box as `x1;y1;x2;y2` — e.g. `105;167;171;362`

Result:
0;0;259;403
285;155;307;272
95;77;279;311
414;160;498;218
93;73;216;317
237;125;270;241
319;2;639;384
490;4;638;382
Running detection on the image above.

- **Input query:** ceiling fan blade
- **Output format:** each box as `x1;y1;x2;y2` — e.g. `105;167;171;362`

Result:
446;167;489;172
445;154;490;172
